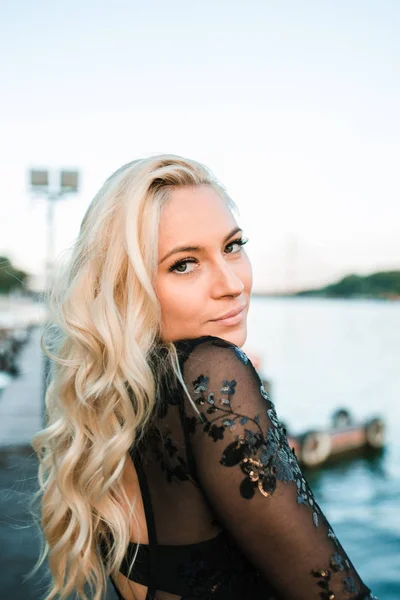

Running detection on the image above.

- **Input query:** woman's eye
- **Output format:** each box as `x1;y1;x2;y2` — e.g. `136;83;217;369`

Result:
225;237;249;254
168;259;197;275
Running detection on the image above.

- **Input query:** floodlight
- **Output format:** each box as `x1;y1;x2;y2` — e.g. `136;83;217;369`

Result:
30;170;49;188
60;170;79;192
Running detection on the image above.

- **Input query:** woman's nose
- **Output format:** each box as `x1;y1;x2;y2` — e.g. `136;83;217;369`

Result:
211;261;244;297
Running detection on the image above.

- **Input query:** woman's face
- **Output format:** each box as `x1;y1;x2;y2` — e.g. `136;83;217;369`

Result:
155;185;252;347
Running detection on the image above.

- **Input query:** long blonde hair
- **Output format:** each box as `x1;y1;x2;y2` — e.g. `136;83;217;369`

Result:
31;155;237;600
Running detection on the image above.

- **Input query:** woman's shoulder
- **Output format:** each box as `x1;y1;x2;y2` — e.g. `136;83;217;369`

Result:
173;334;253;370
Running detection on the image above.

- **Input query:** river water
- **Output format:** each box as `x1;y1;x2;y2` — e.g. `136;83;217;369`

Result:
246;296;400;598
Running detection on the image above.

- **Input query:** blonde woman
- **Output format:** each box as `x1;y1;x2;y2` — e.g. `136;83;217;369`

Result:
32;155;377;600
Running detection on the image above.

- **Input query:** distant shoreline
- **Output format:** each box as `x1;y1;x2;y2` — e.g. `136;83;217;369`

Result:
251;292;399;300
252;269;400;301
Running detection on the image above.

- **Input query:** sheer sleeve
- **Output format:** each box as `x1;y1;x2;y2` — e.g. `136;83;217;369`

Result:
178;336;377;600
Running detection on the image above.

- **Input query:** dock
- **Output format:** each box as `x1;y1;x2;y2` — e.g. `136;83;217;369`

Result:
0;325;118;598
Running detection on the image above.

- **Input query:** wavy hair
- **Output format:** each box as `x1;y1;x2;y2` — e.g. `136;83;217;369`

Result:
30;155;237;600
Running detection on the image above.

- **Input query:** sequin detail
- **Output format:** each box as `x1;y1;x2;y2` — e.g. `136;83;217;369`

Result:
234;346;249;364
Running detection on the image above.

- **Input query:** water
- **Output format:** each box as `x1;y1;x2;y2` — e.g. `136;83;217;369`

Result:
246;297;400;598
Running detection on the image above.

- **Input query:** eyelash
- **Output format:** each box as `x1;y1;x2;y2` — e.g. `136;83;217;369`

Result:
168;236;249;275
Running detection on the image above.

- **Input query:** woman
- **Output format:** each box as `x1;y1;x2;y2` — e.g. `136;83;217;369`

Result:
32;155;377;600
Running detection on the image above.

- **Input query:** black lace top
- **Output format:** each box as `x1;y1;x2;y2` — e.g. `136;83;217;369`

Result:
108;335;377;600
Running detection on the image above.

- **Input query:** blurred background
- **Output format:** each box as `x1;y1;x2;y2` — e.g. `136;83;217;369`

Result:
0;1;399;598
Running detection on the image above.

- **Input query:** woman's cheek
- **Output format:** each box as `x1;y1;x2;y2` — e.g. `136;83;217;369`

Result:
242;253;253;289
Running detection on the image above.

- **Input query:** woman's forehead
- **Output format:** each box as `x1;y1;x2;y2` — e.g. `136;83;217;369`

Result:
158;186;237;246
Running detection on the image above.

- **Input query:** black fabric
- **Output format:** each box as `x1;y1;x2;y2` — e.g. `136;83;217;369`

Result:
109;335;377;600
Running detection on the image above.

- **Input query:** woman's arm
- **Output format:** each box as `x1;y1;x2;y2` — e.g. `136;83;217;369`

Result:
179;336;377;600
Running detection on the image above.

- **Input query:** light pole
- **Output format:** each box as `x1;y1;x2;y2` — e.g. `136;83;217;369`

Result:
28;168;80;425
29;169;79;291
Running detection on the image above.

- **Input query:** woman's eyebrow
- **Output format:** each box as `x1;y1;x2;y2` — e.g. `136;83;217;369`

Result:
159;226;243;264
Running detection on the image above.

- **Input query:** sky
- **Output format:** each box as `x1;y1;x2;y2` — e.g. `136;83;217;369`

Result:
1;0;399;292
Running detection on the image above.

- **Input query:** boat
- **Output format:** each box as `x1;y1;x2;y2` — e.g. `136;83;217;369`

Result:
285;408;385;468
247;346;385;469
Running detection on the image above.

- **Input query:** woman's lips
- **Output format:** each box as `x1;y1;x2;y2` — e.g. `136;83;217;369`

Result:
210;305;246;326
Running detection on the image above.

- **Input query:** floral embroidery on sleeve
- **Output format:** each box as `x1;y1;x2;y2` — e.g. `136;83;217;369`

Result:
189;370;320;521
185;344;378;600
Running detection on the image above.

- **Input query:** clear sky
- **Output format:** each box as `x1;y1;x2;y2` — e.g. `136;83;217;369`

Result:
1;0;399;292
